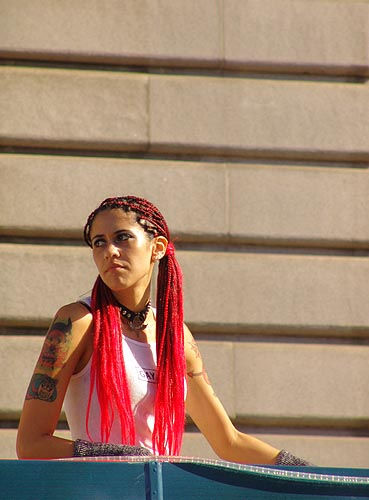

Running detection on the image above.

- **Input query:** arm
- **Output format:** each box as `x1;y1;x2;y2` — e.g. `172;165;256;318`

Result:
16;302;93;459
184;326;279;465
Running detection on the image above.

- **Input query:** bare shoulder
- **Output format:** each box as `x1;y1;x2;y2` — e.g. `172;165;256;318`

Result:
55;302;93;335
183;322;194;342
183;323;196;352
56;301;92;321
42;301;93;365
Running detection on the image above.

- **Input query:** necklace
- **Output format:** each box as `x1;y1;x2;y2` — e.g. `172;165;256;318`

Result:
119;300;151;331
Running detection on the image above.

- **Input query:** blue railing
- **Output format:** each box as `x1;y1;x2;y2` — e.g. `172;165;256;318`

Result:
1;456;368;499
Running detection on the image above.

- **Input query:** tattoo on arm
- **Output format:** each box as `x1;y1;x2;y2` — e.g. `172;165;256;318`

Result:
187;368;211;386
26;373;58;402
38;317;73;371
25;317;72;403
188;340;201;359
187;338;217;396
187;366;218;398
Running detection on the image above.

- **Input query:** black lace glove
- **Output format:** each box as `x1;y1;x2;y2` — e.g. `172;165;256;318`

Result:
73;439;152;457
275;449;313;466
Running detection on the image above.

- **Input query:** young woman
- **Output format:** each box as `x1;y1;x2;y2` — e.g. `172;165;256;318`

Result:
17;196;310;465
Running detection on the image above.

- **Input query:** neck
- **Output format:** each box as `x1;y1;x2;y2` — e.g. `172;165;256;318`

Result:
112;286;151;312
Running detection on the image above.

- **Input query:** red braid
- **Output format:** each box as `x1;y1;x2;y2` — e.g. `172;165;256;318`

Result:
86;276;135;445
153;243;185;454
84;196;185;455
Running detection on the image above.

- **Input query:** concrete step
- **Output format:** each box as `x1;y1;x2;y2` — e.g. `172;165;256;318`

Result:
1;68;368;161
0;1;368;76
1;244;368;335
149;74;369;162
1;154;369;247
3;336;368;426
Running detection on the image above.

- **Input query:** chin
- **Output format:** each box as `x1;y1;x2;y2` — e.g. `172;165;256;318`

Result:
100;276;129;292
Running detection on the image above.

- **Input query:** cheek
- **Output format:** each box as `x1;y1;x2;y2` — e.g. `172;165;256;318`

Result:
135;238;154;258
92;251;102;269
142;245;155;265
133;247;154;274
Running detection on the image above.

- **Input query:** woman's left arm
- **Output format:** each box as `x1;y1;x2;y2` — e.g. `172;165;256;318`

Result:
184;326;280;465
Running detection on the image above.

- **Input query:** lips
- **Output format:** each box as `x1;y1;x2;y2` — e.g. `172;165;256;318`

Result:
105;263;126;273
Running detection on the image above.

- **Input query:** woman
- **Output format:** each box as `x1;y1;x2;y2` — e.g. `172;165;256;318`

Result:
17;196;310;465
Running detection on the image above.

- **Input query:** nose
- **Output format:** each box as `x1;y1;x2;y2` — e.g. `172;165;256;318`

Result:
104;242;120;259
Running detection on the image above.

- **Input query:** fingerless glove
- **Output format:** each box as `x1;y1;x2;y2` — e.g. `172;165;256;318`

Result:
275;449;313;466
73;439;152;457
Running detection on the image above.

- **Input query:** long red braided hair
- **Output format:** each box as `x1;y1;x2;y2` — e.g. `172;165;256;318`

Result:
83;196;185;455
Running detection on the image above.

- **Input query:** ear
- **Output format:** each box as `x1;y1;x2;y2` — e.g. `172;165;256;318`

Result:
151;236;168;262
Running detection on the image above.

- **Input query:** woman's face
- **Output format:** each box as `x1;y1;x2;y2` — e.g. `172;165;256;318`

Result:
89;208;157;297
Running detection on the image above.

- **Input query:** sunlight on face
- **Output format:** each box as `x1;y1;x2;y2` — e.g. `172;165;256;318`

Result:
90;209;155;297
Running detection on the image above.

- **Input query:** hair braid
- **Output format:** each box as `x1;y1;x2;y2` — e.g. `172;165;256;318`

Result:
86;276;135;445
84;196;185;455
153;248;185;454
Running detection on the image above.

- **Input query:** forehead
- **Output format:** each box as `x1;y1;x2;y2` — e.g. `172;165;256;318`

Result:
90;208;140;235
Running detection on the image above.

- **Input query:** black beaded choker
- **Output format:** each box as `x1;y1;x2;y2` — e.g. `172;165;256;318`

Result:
119;300;151;331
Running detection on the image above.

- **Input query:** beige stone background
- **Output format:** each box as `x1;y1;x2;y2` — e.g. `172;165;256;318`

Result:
0;0;369;467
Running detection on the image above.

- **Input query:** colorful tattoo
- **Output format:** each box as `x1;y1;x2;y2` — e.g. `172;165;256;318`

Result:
26;373;58;402
38;317;72;371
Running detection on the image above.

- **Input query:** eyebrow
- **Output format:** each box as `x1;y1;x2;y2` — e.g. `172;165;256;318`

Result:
91;229;132;242
91;234;104;242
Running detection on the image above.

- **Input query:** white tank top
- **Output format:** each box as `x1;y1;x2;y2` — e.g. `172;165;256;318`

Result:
63;334;159;453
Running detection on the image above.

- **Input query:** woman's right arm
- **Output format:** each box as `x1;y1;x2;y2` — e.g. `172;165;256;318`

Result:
16;302;93;459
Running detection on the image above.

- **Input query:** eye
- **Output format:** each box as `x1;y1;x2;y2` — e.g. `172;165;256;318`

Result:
92;238;105;248
115;232;132;243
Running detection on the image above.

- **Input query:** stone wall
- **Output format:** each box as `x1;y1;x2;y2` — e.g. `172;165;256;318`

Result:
0;0;368;466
